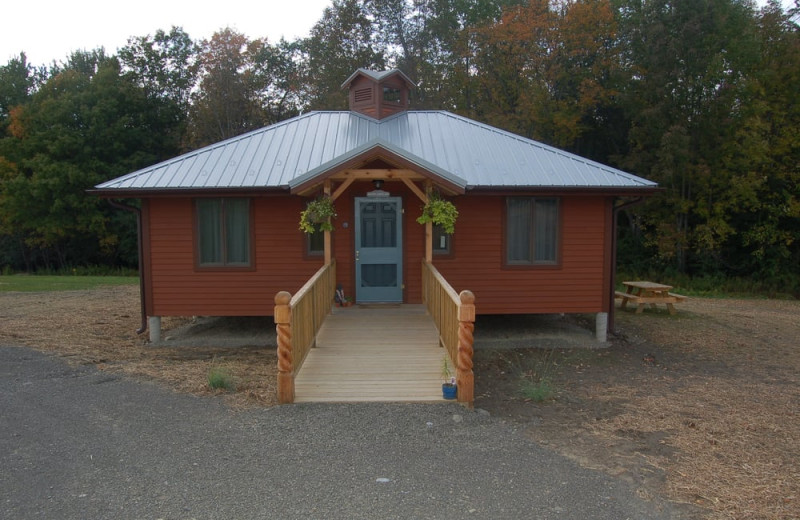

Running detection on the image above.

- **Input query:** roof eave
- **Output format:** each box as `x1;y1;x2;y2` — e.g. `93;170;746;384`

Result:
340;68;416;90
88;186;290;198
465;185;661;196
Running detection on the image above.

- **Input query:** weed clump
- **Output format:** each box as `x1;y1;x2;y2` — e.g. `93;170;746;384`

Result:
207;364;236;391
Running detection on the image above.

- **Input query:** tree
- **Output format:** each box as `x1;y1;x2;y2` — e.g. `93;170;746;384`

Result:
616;0;762;273
118;27;197;112
0;53;39;125
470;0;624;158
0;51;174;269
708;0;800;283
366;0;520;110
246;37;305;124
186;28;302;147
118;27;197;156
302;0;386;110
187;29;257;147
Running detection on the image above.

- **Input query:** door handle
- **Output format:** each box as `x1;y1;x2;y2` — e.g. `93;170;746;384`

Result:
355;250;359;262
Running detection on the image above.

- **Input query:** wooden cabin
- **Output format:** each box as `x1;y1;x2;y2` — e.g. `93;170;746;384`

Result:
93;69;657;343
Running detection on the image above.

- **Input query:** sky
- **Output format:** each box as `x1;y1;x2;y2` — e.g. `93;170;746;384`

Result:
2;0;333;66
2;0;795;67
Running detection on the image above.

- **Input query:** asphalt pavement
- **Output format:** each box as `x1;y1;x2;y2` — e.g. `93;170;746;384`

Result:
0;345;684;519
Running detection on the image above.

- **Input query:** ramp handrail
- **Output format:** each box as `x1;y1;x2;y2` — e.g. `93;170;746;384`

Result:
275;259;336;403
421;260;475;405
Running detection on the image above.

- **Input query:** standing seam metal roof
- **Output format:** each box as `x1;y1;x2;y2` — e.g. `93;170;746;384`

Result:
94;111;656;191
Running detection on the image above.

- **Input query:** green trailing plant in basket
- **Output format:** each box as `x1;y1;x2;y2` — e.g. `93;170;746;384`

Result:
299;196;337;233
417;191;458;234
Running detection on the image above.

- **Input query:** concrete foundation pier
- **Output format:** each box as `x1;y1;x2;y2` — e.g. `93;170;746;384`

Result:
148;316;161;343
595;312;608;343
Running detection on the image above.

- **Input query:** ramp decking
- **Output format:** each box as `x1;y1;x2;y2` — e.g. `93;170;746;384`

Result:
294;305;447;402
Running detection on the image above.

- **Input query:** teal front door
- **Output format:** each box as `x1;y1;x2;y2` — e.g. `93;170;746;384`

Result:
355;197;403;303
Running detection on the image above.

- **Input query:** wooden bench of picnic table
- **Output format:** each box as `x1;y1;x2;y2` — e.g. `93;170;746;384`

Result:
615;281;687;315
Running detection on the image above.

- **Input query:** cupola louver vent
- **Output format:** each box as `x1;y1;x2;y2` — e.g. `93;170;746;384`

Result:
354;88;372;103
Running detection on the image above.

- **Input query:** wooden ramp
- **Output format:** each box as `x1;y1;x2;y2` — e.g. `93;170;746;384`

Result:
294;305;446;402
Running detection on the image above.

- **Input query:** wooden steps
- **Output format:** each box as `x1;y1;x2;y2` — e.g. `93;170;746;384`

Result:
294;305;448;403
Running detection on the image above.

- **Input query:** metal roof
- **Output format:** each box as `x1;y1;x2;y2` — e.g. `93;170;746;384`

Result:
94;111;657;193
340;68;416;89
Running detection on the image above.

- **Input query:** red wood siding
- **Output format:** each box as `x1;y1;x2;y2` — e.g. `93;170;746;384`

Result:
142;189;612;318
145;197;322;317
431;195;611;314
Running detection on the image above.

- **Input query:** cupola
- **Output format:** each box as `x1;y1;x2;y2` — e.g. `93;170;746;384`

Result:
341;69;416;120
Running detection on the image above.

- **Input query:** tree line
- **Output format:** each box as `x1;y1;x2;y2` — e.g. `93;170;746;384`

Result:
0;0;798;293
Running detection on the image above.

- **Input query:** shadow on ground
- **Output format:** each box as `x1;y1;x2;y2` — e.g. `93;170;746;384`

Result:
153;311;602;351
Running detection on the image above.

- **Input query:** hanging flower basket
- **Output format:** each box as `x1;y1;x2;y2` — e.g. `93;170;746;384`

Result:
416;190;458;234
299;196;337;233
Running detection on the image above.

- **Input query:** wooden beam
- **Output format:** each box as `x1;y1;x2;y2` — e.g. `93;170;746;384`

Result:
424;180;433;262
331;168;425;180
323;180;332;265
331;177;356;201
400;177;428;203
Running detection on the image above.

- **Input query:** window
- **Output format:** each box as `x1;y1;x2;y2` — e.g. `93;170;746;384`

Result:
506;197;559;265
383;86;401;103
196;198;251;267
432;224;451;255
307;229;324;256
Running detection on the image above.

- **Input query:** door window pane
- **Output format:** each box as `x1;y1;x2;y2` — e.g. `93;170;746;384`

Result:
361;264;397;288
361;202;397;248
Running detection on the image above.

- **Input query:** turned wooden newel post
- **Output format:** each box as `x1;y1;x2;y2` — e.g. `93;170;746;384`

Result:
457;290;475;406
275;291;294;404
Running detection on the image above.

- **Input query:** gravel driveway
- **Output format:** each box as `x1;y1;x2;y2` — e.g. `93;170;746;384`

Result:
1;345;683;520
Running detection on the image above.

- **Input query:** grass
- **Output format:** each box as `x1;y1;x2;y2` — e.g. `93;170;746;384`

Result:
489;347;609;403
519;377;555;402
0;275;138;292
207;364;236;391
514;348;562;402
617;271;798;300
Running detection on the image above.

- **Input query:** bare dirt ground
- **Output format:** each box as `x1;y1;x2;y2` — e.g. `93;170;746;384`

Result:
1;285;798;520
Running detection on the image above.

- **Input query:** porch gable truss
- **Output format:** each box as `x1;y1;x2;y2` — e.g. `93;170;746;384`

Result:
288;140;467;199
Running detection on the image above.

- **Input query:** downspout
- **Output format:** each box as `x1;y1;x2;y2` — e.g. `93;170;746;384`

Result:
108;199;147;335
609;197;646;334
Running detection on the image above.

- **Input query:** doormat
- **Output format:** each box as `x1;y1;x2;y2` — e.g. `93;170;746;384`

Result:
358;304;401;309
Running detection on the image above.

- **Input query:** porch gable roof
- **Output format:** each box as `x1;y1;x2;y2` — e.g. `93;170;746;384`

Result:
287;138;467;194
94;110;657;194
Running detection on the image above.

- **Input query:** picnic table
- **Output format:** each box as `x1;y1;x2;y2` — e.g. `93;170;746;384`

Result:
615;281;687;315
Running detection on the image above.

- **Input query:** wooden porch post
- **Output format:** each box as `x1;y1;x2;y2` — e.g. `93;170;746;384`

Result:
457;290;475;406
424;180;433;263
323;180;332;265
275;291;294;404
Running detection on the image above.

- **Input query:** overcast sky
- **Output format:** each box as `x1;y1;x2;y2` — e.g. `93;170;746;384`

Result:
2;0;333;66
2;0;795;67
